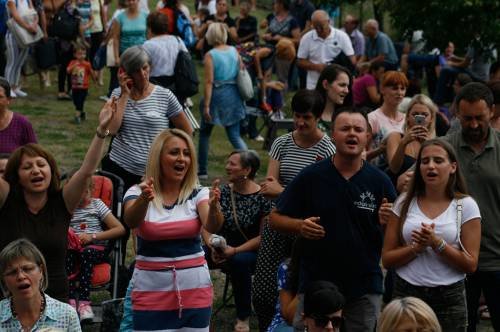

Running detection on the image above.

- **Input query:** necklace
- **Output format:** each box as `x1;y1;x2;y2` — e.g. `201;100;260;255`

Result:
11;292;46;332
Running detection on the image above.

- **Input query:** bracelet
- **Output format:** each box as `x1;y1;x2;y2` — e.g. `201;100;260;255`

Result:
409;242;420;256
434;238;447;254
96;128;110;139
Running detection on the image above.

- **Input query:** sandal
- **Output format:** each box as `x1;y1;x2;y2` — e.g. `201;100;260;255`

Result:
234;319;250;332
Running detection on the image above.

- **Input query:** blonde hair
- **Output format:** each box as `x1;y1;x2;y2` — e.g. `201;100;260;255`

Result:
145;129;199;209
403;94;438;138
205;22;228;46
378;297;442;332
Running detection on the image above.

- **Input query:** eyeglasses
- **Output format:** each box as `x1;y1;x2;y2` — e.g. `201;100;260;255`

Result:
311;315;343;328
3;264;39;278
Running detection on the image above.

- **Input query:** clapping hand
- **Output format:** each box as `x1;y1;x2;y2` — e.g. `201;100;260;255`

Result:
139;177;155;202
299;217;325;240
412;222;437;248
259;176;283;198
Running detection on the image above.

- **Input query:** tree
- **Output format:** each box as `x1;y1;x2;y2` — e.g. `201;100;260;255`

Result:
377;0;500;53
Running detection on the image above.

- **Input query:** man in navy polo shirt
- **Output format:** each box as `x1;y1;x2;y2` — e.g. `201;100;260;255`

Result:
270;108;396;331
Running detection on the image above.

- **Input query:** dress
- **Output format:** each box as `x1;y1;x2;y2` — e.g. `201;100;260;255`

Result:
252;132;335;331
0;191;71;302
0;294;81;331
124;186;212;331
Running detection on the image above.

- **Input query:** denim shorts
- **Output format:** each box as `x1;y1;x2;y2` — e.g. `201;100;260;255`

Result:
393;275;467;332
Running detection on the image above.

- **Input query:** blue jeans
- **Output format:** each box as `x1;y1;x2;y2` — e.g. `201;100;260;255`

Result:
466;270;500;332
227;251;257;320
119;280;133;332
198;119;248;175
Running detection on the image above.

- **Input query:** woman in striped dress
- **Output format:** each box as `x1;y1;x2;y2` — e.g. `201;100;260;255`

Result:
123;128;220;331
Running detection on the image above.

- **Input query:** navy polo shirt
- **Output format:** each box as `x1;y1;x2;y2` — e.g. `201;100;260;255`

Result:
276;158;397;299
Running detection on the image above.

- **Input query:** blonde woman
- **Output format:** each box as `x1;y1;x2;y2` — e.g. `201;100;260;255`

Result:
385;94;437;185
378;297;441;332
198;22;247;179
123;129;220;331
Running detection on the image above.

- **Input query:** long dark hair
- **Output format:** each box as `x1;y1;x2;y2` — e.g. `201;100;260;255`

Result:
315;64;353;108
398;139;468;233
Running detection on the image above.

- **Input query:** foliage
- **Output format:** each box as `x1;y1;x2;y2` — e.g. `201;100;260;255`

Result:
376;0;500;52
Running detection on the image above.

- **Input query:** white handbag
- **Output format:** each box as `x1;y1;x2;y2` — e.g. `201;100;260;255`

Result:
236;67;254;101
6;7;43;48
106;39;116;67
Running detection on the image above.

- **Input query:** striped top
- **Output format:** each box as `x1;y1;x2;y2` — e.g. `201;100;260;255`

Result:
124;185;212;330
110;85;183;176
70;198;110;246
269;132;336;186
77;0;92;38
124;185;209;267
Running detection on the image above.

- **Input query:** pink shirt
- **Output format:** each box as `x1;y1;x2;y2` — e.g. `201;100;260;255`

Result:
353;74;377;106
368;108;404;149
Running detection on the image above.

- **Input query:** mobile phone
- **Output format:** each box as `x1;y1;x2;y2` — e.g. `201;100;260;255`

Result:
118;67;133;90
414;114;426;125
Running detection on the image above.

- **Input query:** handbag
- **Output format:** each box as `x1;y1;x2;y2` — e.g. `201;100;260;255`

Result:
49;0;79;40
92;43;107;70
6;7;43;48
174;37;199;99
106;39;116;67
35;37;58;69
236;65;253;101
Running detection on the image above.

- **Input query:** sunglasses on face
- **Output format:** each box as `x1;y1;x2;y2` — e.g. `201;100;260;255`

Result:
311;315;343;328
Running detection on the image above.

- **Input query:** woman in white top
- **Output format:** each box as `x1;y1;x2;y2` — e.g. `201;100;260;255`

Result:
5;0;38;98
367;71;408;162
382;138;481;332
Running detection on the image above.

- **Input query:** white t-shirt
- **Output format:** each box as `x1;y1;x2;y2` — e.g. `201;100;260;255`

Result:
297;27;354;89
198;0;216;15
143;35;187;76
392;195;481;287
367;108;405;150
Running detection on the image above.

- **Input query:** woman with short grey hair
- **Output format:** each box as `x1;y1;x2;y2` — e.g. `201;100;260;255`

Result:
0;239;81;331
198;22;248;179
101;45;193;192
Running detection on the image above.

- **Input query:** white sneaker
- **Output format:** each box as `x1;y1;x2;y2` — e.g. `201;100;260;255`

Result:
10;90;17;98
14;88;28;97
252;135;265;142
78;303;95;323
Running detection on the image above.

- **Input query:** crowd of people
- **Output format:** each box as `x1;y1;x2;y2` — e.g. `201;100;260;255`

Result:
0;0;499;331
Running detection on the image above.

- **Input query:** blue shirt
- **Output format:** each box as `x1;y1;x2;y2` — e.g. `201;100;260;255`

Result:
117;10;148;54
276;158;397;299
365;31;398;65
0;294;81;331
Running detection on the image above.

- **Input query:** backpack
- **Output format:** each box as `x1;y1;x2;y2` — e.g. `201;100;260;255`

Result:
0;0;7;36
175;10;195;48
174;37;198;99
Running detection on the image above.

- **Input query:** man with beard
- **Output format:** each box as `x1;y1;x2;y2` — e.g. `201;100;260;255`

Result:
442;82;500;331
269;108;396;331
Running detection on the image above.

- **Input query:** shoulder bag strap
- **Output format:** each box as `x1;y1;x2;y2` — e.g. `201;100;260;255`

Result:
229;186;249;242
456;198;471;257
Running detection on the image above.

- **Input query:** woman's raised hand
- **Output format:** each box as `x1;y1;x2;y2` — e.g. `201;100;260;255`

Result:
98;97;117;132
139;177;155;202
411;222;437;248
209;179;221;208
117;67;132;95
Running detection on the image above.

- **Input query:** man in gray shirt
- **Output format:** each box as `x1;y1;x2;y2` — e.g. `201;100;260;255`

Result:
442;82;500;332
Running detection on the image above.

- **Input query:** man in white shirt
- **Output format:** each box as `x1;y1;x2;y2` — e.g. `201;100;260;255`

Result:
297;10;355;89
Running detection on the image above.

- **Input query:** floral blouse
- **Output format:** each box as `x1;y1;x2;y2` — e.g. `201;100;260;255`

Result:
218;184;272;247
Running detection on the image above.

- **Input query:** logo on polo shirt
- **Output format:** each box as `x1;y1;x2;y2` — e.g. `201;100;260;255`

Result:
354;191;376;212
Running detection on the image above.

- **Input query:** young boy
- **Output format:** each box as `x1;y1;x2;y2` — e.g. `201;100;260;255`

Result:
67;43;94;124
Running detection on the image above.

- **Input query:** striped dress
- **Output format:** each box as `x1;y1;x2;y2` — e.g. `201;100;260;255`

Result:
124;186;213;331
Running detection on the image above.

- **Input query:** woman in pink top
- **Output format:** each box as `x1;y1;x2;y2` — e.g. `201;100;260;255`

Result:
353;61;384;108
0;78;37;154
367;71;409;162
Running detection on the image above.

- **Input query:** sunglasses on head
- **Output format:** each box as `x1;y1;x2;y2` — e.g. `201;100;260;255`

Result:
311;315;343;328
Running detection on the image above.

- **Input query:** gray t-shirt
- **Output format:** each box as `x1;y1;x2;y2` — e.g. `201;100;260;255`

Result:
466;46;492;82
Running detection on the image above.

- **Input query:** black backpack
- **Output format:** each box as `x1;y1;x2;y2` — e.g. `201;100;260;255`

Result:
174;38;199;99
49;0;79;40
